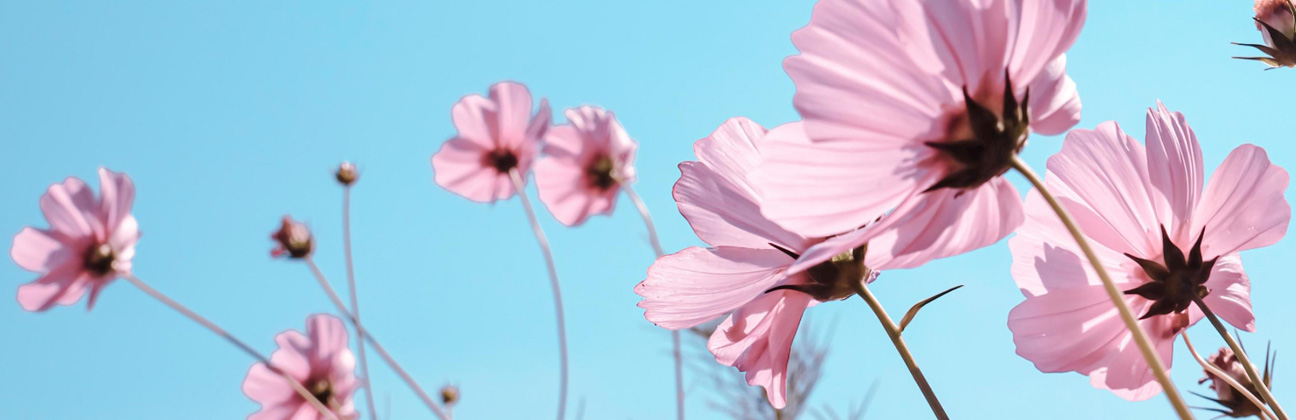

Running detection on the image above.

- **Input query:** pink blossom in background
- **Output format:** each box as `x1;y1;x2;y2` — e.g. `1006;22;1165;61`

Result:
1200;347;1268;418
1007;102;1289;400
1255;0;1296;47
10;168;139;312
244;314;359;420
756;0;1087;273
636;118;884;408
535;105;638;226
431;81;551;203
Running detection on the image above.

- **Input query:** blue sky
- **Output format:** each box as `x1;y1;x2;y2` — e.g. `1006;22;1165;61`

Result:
1;1;1292;419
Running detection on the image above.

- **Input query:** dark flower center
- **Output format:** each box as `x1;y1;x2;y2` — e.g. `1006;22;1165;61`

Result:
764;243;870;302
485;149;519;173
924;73;1030;192
84;243;115;276
1122;225;1218;320
309;379;335;408
587;155;617;191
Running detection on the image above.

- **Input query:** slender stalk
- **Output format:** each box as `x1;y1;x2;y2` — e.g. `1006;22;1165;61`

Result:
621;183;684;420
1010;156;1194;420
121;274;338;420
1193;296;1288;420
849;277;947;420
1182;332;1277;420
342;186;380;420
509;168;569;420
304;258;452;420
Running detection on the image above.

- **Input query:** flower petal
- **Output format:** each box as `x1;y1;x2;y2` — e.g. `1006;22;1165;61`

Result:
243;362;299;406
306;314;351;370
636;246;790;330
450;93;498;147
269;330;314;380
16;263;90;312
1143;102;1203;241
535;152;616;227
97;168;136;232
1193;144;1290;257
1006;0;1087;88
431;137;515;203
1026;55;1081;135
39;176;100;238
707;291;812;409
489;81;537;150
1202;254;1255;332
10;227;77;273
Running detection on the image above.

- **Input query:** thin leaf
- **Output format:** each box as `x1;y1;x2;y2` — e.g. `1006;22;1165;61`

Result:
898;285;965;332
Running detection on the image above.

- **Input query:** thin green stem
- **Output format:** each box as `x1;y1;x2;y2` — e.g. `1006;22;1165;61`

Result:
1010;156;1194;420
1193;296;1288;420
849;277;947;420
621;183;683;420
509;169;569;420
342;187;380;420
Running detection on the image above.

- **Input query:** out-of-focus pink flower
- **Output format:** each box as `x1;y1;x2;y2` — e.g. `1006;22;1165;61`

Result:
10;168;140;312
1257;0;1296;47
535;106;637;226
1200;346;1271;418
755;0;1086;273
271;216;313;259
244;314;359;420
432;81;551;203
1008;102;1290;400
636;118;884;408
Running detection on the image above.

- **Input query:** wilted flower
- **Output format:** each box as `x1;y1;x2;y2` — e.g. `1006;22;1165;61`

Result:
755;0;1087;273
1198;346;1275;418
1008;102;1289;400
243;314;359;420
10;168;140;311
335;162;359;186
271;216;313;259
535;106;638;226
431;81;551;203
1235;0;1296;68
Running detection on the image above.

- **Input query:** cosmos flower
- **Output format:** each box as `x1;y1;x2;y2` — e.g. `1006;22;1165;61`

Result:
755;0;1086;272
1007;102;1289;400
535;106;638;226
244;314;359;420
636;118;883;408
1199;346;1274;418
10;168;140;311
431;81;551;203
1235;0;1296;69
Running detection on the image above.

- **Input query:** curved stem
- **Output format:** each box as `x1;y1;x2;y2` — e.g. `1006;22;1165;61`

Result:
1182;332;1277;420
509;169;569;420
621;183;684;420
849;277;947;420
304;258;452;420
122;274;338;420
342;187;380;420
1193;296;1288;420
1010;156;1194;420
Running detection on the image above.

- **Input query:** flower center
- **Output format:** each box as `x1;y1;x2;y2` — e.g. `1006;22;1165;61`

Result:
485;149;519;174
587;155;617;191
309;379;336;408
764;243;872;302
924;73;1030;192
1122;225;1217;320
84;243;116;276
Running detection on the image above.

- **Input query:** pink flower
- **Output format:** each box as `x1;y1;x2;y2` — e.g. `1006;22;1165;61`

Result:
271;216;313;259
1256;0;1296;47
1199;346;1272;418
431;81;551;203
755;0;1086;272
535;106;638;226
10;168;139;312
636;118;884;408
1007;102;1290;400
244;314;359;420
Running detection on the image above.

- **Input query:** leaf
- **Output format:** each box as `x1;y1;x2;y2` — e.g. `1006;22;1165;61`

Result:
898;285;964;333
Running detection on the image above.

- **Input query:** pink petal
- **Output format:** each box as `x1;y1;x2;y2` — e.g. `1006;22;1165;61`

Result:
431;137;515;203
39;177;101;239
243;363;299;406
1202;254;1255;332
1026;56;1081;135
707;291;812;409
450;94;498;148
10;227;78;273
636;246;790;330
1045;121;1161;257
1143;102;1203;240
535;153;616;227
107;215;140;269
489;81;537;150
1011;190;1134;296
526;98;551;143
269;330;314;380
306;315;351;369
1009;283;1127;375
1193;144;1290;257
676;119;807;250
248;401;307;420
1090;301;1179;401
96;168;136;232
1005;0;1087;88
16;264;90;312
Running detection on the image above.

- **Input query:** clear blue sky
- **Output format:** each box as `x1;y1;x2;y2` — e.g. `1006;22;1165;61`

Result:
1;1;1292;419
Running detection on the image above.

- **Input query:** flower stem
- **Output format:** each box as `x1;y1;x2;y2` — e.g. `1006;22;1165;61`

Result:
122;274;339;420
342;186;380;420
1192;296;1288;420
304;258;452;420
509;169;569;420
849;277;947;420
1181;331;1277;420
622;183;684;420
1010;156;1194;420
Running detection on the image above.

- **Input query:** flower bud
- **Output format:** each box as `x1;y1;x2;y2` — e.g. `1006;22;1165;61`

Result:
271;216;314;259
439;385;459;406
1257;0;1296;47
1198;346;1271;418
336;161;359;186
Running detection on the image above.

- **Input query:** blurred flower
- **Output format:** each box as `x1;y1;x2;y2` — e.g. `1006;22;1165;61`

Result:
535;106;637;226
440;385;459;406
10;168;139;312
754;0;1086;274
243;314;359;420
1199;346;1274;418
431;81;551;203
335;162;359;186
1235;0;1296;68
1008;102;1289;400
636;118;885;408
271;216;313;259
